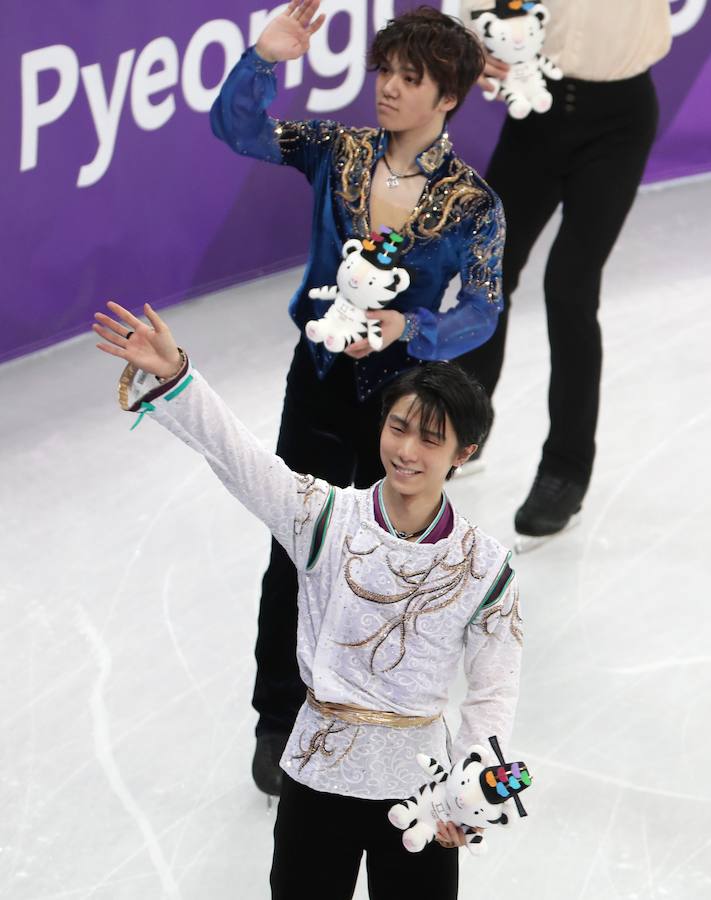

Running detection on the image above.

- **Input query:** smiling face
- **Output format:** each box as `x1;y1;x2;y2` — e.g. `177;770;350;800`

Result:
379;394;473;496
375;55;455;135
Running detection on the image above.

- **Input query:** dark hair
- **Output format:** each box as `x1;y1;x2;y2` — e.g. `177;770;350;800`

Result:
368;6;486;119
380;362;493;478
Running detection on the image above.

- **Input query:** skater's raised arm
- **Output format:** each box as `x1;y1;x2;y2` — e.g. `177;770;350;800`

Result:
93;302;334;570
210;1;334;179
253;0;326;64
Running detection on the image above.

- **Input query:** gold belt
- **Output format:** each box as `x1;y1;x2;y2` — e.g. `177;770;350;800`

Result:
306;688;440;729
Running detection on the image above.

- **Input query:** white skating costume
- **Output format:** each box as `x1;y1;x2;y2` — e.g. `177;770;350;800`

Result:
121;361;523;801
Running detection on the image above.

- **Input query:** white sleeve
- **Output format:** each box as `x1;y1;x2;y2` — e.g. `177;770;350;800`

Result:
452;576;523;761
127;364;334;570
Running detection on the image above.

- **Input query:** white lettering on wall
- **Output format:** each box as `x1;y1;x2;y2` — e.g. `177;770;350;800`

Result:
20;45;80;171
372;0;459;32
78;50;135;188
182;19;245;112
18;1;705;187
308;0;367;112
131;37;179;131
371;0;394;33
670;0;707;35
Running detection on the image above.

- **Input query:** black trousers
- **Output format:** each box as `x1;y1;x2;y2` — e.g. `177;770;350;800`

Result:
458;72;659;487
253;339;386;735
271;775;459;900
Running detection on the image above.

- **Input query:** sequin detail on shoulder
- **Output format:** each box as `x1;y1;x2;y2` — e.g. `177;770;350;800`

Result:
417;133;452;175
276;119;341;165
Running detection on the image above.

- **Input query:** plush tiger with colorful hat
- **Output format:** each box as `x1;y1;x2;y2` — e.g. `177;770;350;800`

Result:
388;735;532;855
470;1;563;119
305;227;411;354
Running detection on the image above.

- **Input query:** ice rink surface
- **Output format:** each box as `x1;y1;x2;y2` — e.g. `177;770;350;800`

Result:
2;176;710;900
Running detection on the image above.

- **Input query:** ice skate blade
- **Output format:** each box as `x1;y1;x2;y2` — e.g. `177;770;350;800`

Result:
514;512;581;554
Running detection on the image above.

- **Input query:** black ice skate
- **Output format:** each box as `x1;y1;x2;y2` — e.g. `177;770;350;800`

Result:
253;732;289;808
513;472;586;553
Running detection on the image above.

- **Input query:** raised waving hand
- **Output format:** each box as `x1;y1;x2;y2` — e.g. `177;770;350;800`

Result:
255;0;326;63
93;301;182;380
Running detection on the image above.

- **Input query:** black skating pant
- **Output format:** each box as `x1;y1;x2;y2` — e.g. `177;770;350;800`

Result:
252;339;385;737
458;72;659;488
270;775;459;899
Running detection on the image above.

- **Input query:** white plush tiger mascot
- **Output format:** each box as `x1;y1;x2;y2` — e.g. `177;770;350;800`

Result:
471;0;563;119
305;227;411;354
388;739;532;855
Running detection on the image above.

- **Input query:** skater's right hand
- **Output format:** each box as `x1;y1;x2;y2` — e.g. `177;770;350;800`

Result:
255;0;326;64
93;301;183;381
477;53;509;93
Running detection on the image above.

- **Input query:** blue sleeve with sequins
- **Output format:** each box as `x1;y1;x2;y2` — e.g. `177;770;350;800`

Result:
405;193;506;361
210;46;339;182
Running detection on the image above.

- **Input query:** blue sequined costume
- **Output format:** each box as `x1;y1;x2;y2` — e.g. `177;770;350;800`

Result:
211;47;505;400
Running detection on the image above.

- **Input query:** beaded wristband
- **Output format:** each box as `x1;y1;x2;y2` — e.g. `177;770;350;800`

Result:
398;312;419;343
157;348;187;383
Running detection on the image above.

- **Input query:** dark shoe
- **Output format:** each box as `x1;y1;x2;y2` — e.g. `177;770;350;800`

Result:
252;732;289;796
515;472;586;537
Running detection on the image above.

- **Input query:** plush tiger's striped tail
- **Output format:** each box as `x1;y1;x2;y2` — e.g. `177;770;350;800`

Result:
416;753;449;783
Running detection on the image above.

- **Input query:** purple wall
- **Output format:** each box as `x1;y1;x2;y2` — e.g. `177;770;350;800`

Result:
2;1;710;363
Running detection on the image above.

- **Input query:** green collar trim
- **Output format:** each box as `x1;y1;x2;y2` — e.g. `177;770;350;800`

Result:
377;480;446;543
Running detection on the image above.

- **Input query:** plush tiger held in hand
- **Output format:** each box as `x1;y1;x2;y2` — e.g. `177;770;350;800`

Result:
305;227;411;354
388;739;532;855
471;1;562;119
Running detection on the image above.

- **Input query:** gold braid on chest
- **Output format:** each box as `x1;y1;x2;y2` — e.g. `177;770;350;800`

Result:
333;130;488;254
406;160;488;244
333;127;377;236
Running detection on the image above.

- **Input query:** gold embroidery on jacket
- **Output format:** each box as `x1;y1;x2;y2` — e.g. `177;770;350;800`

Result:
294;473;322;535
341;529;487;672
293;721;361;771
277;122;501;300
333;127;377;237
477;581;523;645
333;132;488;256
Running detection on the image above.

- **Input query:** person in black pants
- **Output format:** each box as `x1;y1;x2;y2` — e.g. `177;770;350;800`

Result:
458;70;660;540
271;774;457;900
211;1;505;795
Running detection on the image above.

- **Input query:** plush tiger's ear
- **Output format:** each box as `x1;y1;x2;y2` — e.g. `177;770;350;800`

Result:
532;3;549;26
477;12;497;37
342;239;363;259
463;751;483;770
391;267;410;293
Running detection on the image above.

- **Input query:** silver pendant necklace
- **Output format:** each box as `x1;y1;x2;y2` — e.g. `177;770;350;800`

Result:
383;155;420;190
